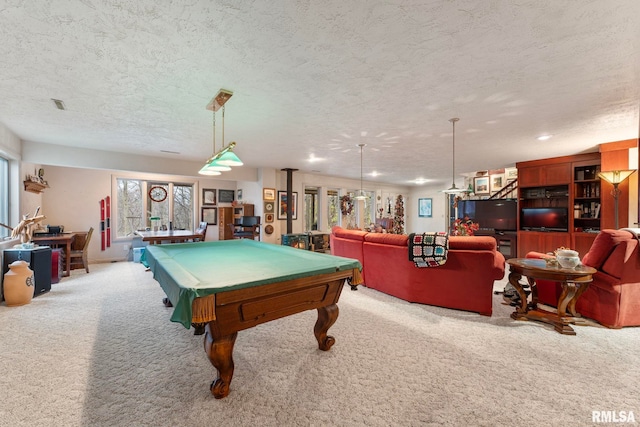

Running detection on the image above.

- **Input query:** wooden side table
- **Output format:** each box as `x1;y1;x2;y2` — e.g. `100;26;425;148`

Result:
506;258;597;335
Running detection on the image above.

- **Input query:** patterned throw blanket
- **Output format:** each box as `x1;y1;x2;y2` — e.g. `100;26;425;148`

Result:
408;232;449;267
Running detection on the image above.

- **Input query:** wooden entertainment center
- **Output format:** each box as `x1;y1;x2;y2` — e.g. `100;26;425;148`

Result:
517;152;601;257
516;139;635;257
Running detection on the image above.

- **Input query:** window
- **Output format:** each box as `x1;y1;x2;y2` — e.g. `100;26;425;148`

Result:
117;179;143;237
327;189;339;228
344;190;357;228
304;187;318;231
116;178;194;238
0;156;8;239
362;190;375;227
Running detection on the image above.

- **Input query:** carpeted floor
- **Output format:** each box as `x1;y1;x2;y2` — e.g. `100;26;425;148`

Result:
1;261;639;427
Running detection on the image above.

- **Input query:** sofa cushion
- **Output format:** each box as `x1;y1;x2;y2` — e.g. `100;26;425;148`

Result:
331;226;367;241
364;233;408;246
582;229;634;270
449;236;496;251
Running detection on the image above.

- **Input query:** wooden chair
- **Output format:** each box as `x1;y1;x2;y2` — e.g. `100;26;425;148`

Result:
195;221;208;241
69;227;93;273
228;222;260;240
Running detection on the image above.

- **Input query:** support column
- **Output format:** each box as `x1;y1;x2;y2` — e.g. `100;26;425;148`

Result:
281;168;298;234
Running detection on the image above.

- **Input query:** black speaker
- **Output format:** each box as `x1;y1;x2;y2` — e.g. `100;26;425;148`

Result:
2;246;52;300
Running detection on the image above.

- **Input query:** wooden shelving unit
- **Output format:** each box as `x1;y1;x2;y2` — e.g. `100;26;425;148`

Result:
517;152;601;257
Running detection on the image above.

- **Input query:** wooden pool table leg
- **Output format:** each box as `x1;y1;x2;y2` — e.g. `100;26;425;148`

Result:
204;323;237;399
314;304;339;351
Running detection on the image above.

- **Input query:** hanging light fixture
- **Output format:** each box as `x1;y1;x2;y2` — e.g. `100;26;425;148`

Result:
443;117;468;194
354;143;367;200
199;105;227;175
198;89;243;175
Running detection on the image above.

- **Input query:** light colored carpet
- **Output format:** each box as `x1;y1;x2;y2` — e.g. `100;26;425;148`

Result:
1;262;639;427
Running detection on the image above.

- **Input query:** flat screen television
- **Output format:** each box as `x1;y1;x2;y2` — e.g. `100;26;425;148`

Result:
456;199;517;231
520;207;569;232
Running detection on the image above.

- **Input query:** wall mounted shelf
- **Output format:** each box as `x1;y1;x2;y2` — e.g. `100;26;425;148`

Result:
23;180;49;194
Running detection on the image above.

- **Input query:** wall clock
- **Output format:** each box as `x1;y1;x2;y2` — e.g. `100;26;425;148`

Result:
149;186;168;202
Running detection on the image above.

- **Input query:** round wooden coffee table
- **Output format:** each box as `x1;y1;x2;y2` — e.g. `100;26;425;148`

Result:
506;258;597;335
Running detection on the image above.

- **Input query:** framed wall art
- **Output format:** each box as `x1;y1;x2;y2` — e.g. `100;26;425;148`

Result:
418;198;432;218
202;188;217;205
218;189;235;203
263;188;276;201
264;201;275;214
201;207;217;225
474;176;490;195
505;167;518;181
490;174;505;193
277;191;298;220
265;213;274;223
237;189;243;201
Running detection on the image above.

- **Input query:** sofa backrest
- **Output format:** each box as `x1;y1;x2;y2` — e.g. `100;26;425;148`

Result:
330;226;367;280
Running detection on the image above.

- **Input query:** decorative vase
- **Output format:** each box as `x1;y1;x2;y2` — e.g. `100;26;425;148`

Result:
3;260;35;306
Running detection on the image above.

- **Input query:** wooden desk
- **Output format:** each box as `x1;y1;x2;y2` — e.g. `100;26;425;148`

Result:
135;230;204;245
32;233;77;277
507;258;597;335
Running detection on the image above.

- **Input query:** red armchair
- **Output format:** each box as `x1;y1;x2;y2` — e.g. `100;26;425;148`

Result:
526;229;640;328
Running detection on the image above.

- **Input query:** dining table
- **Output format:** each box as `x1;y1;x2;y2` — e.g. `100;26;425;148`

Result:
31;232;77;277
135;229;204;245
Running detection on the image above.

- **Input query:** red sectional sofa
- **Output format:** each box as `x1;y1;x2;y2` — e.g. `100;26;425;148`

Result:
330;226;506;316
526;228;640;328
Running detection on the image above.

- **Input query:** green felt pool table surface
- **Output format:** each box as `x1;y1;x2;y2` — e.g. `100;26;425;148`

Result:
145;239;362;327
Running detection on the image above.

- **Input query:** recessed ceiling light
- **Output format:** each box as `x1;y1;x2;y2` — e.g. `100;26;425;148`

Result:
370;171;379;177
308;155;324;163
537;134;553;141
414;178;429;185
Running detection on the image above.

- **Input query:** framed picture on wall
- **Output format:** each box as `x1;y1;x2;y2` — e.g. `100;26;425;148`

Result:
201;207;217;225
263;188;276;201
202;188;216;205
277;191;298;220
264;201;275;214
474;176;490;195
218;189;235;203
505;167;518;180
490;174;505;193
265;213;274;223
237;189;243;201
418;198;432;218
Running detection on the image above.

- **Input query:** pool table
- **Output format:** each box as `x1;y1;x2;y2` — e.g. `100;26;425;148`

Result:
144;239;362;399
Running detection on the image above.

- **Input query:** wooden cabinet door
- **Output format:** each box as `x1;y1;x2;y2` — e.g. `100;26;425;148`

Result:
517;167;542;187
518;231;571;257
572;232;597;258
518;163;571;187
218;207;233;240
544;163;572;185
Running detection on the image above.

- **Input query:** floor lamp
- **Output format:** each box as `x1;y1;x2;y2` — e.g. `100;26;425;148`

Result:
598;170;636;229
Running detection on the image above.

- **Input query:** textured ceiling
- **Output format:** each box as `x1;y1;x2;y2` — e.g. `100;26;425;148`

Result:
1;1;639;187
